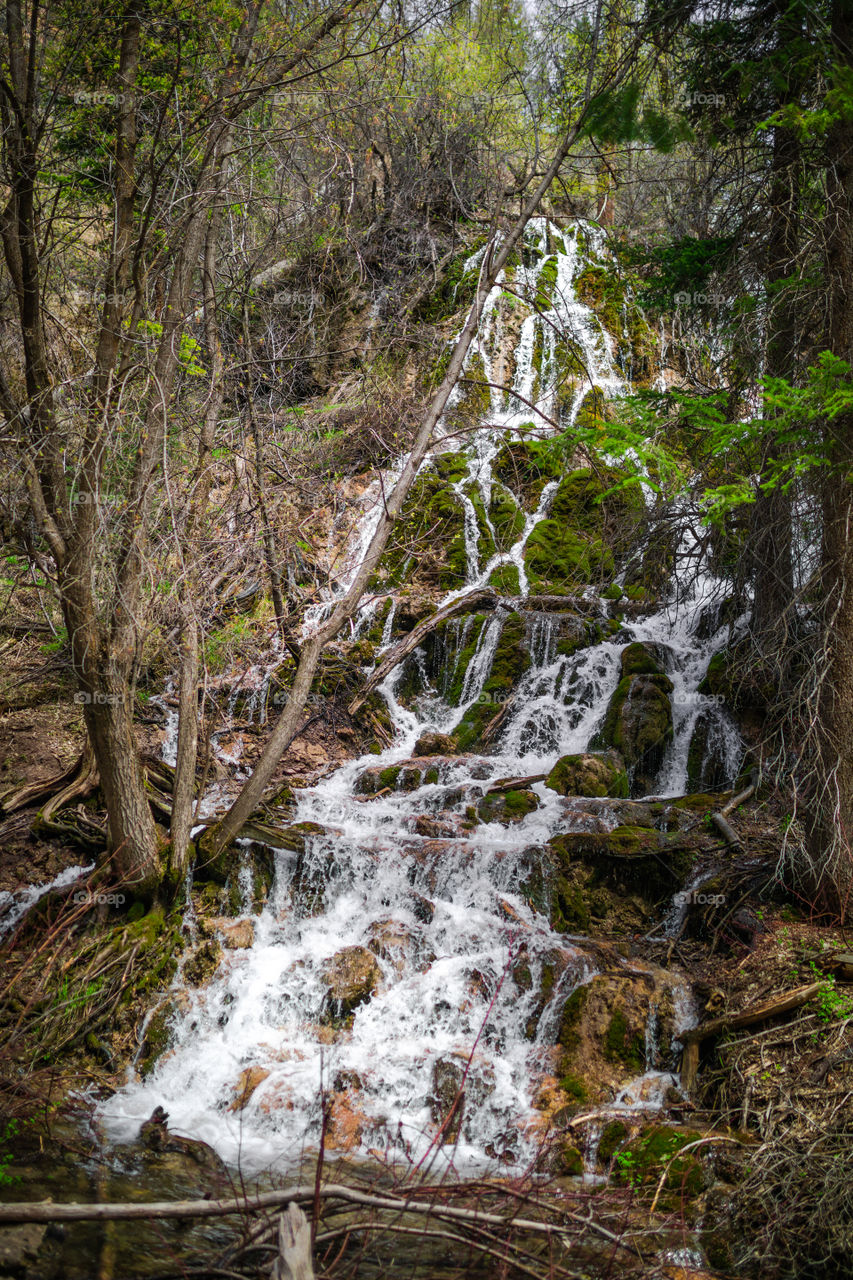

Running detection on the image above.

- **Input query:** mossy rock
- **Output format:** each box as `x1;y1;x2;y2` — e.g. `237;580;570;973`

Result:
488;563;521;595
623;525;678;599
447;351;491;427
545;751;628;798
183;938;222;987
613;1125;708;1199
450;612;531;750
574;263;625;335
138;1001;180;1078
619;641;663;678
557;1143;584;1176
556;985;589;1055
489;481;526;552
373;465;467;591
476;788;540;824
558;1072;588;1104
604;1008;645;1071
493;439;562;509
524;521;614;593
596;660;673;795
546;825;697;903
598;1120;628;1162
687;709;735;794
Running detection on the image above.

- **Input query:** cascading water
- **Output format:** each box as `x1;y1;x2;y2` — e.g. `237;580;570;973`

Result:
100;218;740;1176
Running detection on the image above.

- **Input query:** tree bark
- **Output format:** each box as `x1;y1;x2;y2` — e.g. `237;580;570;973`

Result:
805;0;853;917
750;6;801;649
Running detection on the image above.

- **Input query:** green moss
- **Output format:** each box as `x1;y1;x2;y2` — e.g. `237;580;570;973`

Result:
697;649;728;697
620;641;662;678
444;613;490;706
524;522;614;592
550;878;592;933
493;440;562;509
488;563;521;595
477;788;539;824
598;1120;628;1161
424;766;439;785
614;1126;707;1199
556;986;589;1054
464;481;497;564
489;481;526;551
559;1072;588;1103
450;351;491;424
535;254;560;310
604;1010;644;1071
574;263;624;334
374;466;468;591
558;1144;584;1176
545;752;629;799
378;766;402;790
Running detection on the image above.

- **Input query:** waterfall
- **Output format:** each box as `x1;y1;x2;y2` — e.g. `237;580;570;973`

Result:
98;217;742;1177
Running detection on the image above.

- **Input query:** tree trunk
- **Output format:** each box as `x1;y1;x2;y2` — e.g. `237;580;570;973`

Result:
750;10;800;649
805;0;853;917
82;685;162;896
169;617;200;881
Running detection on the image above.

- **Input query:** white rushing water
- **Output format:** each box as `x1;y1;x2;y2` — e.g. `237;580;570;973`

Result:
99;218;740;1176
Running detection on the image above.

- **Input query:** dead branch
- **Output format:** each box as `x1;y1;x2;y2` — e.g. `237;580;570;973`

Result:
348;588;497;713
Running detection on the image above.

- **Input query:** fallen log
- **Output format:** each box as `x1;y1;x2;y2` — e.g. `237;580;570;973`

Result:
683;981;823;1044
0;1182;616;1241
710;812;742;848
680;981;823;1090
348;588;497;714
485;773;547;795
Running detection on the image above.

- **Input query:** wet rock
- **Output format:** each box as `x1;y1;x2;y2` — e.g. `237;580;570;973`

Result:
476;788;540;824
182;938;223;987
229;1065;270;1111
548;825;697;903
137;994;189;1078
0;1223;46;1272
450;614;532;751
138;1106;226;1174
553;969;684;1103
595;643;674;794
413;811;469;838
320;946;381;1022
367;918;412;974
511;943;577;1040
414;731;457;756
410;892;435;924
687;709;734;793
429;1054;496;1142
207;916;255;949
545;751;628;799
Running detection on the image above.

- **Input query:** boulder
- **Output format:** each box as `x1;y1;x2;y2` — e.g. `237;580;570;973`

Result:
209;916;255;949
429;1054;495;1142
476;788;540;824
545;751;628;798
367;918;412;974
596;642;673;794
229;1065;270;1111
413;731;457;757
320;946;381;1022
